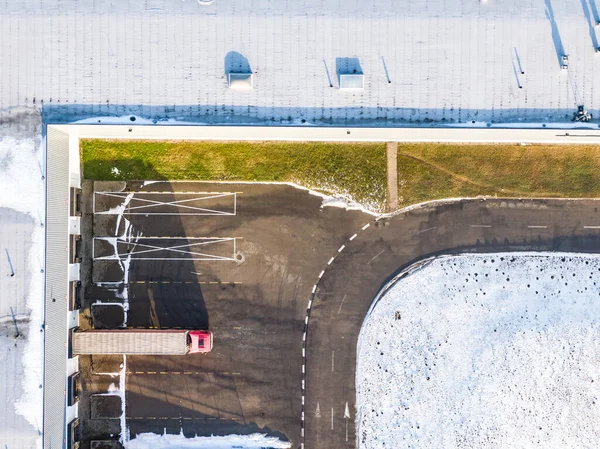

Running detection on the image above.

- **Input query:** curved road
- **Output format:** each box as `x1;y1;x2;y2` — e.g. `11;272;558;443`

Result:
304;198;600;449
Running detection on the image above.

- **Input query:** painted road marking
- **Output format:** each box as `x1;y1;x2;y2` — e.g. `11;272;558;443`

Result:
470;224;492;228
349;233;357;241
338;244;345;253
328;257;335;265
527;225;548;229
415;226;437;235
331;408;334;430
345;402;351;442
308;299;313;309
318;270;325;279
94;237;238;262
94;191;237;216
312;285;317;294
331;350;335;372
367;249;385;265
584;226;600;229
337;294;347;314
127;370;238;376
362;223;370;230
123;281;242;285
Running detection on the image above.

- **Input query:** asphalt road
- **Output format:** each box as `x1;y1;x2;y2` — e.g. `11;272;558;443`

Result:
304;199;600;449
84;181;368;449
83;182;600;449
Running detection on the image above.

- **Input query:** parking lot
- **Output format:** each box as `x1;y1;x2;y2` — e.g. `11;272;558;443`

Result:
78;180;369;448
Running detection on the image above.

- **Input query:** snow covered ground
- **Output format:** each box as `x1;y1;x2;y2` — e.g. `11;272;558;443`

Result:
1;0;600;125
125;432;291;449
0;111;44;449
357;253;600;449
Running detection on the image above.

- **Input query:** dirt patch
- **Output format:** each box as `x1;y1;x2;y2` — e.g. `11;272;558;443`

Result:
90;355;123;374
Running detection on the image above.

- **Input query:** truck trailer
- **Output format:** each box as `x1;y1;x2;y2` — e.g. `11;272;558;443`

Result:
72;329;213;355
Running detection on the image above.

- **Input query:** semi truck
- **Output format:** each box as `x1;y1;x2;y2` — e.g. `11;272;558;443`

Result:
72;329;213;355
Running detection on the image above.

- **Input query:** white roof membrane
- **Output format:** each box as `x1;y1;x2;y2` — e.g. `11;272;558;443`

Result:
0;0;599;124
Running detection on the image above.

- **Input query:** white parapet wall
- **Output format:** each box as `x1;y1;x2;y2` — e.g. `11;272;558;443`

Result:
54;124;600;144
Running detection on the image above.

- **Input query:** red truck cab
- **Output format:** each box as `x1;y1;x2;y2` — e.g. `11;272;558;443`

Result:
189;330;213;353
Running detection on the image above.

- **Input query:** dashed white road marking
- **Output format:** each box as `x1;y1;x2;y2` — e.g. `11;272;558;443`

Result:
584;225;600;229
328;257;335;265
318;270;325;279
349;233;358;241
470;224;492;228
527;225;548;229
331;408;334;430
331;351;335;373
338;244;346;253
362;223;371;230
312;284;317;294
308;299;313;309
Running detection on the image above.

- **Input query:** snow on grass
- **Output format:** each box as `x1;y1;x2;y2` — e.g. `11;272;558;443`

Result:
0;131;44;448
125;430;291;449
357;253;600;449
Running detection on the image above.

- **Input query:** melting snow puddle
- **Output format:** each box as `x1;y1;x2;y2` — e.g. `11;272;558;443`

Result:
357;253;600;448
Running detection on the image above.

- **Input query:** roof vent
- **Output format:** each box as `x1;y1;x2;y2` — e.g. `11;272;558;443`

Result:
228;73;253;89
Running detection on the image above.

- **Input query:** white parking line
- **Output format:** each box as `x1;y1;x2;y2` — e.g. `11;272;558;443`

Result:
94;191;237;215
94;237;237;261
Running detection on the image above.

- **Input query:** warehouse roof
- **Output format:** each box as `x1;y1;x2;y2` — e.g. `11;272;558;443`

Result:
2;0;599;124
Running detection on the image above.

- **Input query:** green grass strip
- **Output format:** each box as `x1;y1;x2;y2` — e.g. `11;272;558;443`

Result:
397;143;600;205
81;139;387;211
